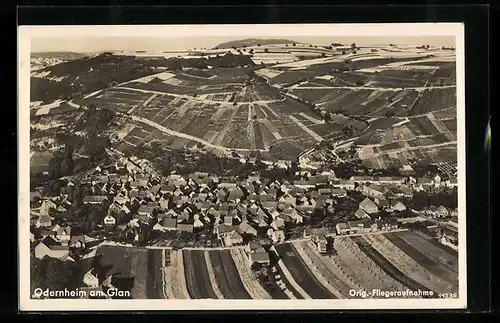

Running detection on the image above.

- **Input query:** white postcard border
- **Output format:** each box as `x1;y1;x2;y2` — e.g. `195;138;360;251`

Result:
18;22;467;311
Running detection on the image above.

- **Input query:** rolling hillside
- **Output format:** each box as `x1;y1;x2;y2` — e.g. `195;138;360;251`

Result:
215;38;298;49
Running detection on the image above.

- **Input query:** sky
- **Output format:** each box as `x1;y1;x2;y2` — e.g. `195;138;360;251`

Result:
31;35;455;53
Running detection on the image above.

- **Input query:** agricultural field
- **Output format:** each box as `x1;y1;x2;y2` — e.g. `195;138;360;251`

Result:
50;44;456;165
270;231;458;299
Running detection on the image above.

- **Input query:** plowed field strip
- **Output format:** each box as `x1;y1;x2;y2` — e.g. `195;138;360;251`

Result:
207;251;236;299
182;250;218;299
274;244;334;299
219;250;252;299
146;249;164;299
387;231;458;274
350;236;436;296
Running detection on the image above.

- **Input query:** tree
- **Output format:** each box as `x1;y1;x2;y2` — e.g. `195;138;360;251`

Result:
31;256;79;295
264;48;269;53
351;43;356;49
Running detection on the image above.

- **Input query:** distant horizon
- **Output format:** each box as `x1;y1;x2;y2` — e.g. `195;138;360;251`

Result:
31;36;455;53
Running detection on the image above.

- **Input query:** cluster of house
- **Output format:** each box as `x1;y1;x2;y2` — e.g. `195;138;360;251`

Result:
32;229;100;262
29;153;459;260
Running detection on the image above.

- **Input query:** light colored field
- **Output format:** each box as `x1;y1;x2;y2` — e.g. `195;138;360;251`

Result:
163;250;191;299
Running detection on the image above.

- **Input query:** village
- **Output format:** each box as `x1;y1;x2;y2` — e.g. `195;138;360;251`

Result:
30;148;459;270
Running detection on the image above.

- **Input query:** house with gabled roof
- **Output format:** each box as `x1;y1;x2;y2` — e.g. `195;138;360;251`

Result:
114;195;128;206
236;221;258;236
355;208;370;219
224;230;244;247
278;194;296;207
388;200;407;212
161;218;178;231
69;234;85;249
34;236;70;260
377;176;406;184
331;188;347;197
249;251;270;265
359;197;379;214
138;204;157;217
39;199;57;216
104;214;116;226
218;182;237;189
261;201;278;210
224;215;234;226
267;229;285;243
227;187;244;202
335;222;350;235
248;202;259;215
160;184;176;194
374;197;389;209
348;218;376;234
350;176;376;184
193;216;204;229
247;192;259;201
285;207;304;224
271;218;285;231
34;214;52;228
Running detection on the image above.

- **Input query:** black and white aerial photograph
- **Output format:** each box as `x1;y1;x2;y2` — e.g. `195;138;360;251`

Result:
18;23;466;310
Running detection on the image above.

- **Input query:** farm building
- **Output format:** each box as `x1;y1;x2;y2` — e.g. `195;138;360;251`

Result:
249;251;271;265
347;218;376;234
